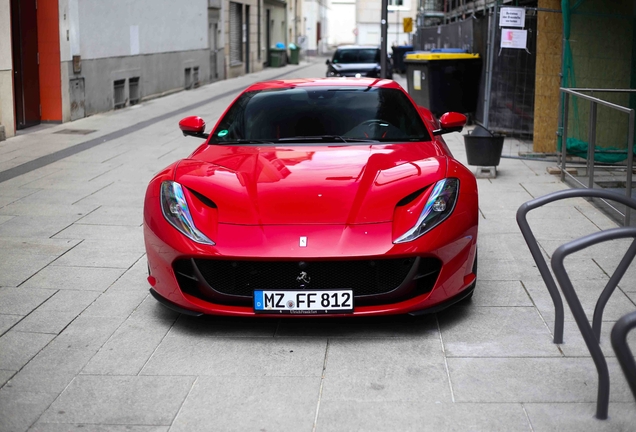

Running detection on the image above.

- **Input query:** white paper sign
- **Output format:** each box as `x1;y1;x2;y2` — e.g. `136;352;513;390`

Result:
501;29;528;49
413;70;422;90
499;7;525;28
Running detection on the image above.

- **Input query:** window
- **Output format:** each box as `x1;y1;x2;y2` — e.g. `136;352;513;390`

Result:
210;87;431;143
332;49;380;64
388;0;409;10
230;2;243;65
129;77;140;105
193;67;200;88
185;68;192;89
113;79;125;109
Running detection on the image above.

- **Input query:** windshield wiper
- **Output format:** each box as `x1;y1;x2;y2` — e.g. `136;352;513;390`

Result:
277;135;377;143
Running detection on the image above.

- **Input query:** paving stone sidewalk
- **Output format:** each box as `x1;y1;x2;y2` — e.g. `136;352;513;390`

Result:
0;59;635;431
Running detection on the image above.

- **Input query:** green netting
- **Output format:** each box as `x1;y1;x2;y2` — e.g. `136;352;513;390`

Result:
559;0;582;153
565;137;632;163
558;0;635;163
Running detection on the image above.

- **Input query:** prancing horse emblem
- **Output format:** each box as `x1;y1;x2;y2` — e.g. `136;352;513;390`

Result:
297;271;311;284
299;236;307;247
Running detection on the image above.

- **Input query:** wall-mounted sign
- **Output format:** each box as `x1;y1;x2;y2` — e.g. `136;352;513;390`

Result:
403;17;413;33
499;7;525;28
501;29;528;49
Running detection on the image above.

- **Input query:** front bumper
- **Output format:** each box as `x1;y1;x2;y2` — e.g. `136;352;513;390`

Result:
144;217;477;317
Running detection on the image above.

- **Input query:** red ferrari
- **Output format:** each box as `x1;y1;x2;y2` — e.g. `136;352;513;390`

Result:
143;78;478;317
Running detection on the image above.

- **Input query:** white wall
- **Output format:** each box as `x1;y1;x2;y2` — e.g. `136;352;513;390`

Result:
356;0;415;46
387;9;413;46
266;2;287;47
0;0;11;71
358;23;380;45
327;1;355;47
0;0;15;137
303;0;328;53
303;0;318;52
73;0;209;60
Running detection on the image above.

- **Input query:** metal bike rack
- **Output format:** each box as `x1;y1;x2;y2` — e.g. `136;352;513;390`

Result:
611;310;636;404
551;227;636;420
517;189;636;345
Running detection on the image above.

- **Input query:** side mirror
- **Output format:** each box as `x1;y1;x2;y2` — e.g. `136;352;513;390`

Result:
325;59;331;65
433;112;467;135
179;116;209;139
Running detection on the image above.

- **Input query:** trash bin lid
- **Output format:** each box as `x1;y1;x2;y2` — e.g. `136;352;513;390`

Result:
431;48;466;53
404;52;480;61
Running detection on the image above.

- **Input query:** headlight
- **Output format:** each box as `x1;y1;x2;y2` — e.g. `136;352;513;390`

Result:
394;178;459;243
327;70;340;77
160;181;215;245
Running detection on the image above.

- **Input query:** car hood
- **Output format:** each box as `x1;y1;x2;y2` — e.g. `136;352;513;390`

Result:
174;143;446;225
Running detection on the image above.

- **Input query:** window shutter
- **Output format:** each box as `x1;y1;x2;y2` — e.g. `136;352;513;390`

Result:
230;2;243;64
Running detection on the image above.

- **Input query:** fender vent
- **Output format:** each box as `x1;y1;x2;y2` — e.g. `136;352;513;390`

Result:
396;187;427;207
187;188;217;209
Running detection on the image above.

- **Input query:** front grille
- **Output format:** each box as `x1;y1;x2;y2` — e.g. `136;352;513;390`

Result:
173;257;443;307
193;258;416;297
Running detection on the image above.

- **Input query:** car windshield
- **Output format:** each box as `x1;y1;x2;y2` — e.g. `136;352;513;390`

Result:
209;86;431;144
332;49;379;64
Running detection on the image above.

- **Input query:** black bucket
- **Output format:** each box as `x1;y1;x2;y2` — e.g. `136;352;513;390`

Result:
464;127;504;166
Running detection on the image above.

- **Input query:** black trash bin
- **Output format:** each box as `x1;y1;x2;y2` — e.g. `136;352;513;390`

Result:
464;125;504;167
391;45;413;74
404;51;482;117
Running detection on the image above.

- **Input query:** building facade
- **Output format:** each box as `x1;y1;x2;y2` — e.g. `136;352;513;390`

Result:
356;0;417;47
326;0;356;48
302;0;329;55
0;0;325;140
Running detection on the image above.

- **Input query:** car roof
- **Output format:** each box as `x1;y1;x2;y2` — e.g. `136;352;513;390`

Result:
244;78;402;92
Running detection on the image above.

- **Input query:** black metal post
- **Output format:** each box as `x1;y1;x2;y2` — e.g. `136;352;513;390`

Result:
381;0;388;78
517;188;636;345
611;311;636;402
551;227;636;420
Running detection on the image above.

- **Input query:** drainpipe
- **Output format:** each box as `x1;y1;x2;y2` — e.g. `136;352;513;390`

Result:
381;0;388;78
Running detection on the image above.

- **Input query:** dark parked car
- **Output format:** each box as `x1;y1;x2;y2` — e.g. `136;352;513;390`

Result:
326;45;392;79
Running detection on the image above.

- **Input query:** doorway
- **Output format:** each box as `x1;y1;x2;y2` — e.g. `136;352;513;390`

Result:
10;0;41;129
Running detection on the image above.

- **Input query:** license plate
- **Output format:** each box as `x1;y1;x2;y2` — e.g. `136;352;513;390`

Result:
254;290;354;314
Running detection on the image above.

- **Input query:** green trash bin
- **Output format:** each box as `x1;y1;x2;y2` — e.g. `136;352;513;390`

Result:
269;48;286;68
289;44;300;65
404;52;482;117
